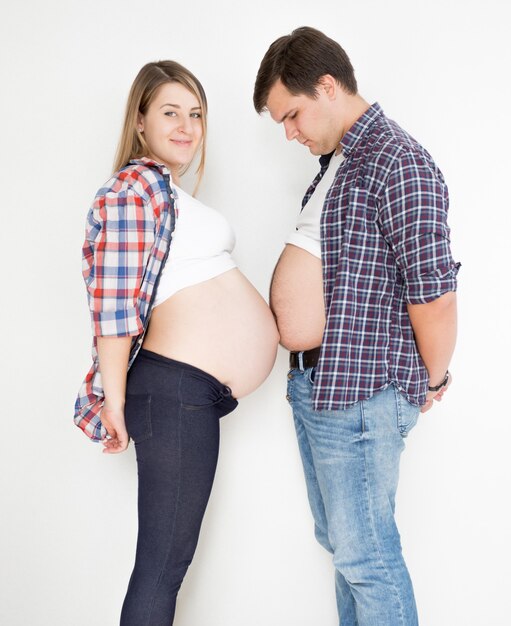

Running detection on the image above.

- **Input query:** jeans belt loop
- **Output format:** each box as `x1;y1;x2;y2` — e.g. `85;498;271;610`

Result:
298;351;304;372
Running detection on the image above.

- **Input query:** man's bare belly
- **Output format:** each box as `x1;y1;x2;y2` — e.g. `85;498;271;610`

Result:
143;268;279;398
270;244;325;351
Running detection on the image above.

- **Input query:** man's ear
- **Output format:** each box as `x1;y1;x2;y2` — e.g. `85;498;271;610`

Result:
317;74;338;100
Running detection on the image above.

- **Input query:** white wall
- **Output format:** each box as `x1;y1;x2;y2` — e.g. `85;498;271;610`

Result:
1;1;510;624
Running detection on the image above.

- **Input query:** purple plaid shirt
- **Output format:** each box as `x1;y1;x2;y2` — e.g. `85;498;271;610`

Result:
309;103;460;410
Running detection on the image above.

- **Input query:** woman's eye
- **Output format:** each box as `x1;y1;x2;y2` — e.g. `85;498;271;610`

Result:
191;112;202;119
290;112;297;120
164;111;177;117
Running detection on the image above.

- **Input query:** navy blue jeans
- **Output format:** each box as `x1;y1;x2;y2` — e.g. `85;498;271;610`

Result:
120;349;238;626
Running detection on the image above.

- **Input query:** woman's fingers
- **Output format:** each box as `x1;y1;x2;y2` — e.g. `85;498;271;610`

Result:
101;413;129;453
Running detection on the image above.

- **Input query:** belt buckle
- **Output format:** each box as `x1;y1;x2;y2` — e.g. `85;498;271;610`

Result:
297;351;305;372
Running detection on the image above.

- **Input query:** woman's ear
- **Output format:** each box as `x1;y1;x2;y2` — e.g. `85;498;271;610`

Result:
137;112;144;133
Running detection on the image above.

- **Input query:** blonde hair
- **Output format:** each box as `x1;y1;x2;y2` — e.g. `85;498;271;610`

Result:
113;60;208;192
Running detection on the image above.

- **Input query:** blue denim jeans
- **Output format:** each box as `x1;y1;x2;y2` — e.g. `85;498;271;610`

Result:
287;367;420;626
120;349;238;626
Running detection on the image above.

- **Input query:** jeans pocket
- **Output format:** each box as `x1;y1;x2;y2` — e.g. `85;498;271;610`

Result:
180;373;233;411
306;367;316;384
396;391;420;438
124;394;152;443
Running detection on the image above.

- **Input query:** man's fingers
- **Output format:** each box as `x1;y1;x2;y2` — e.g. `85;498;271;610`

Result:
421;400;433;413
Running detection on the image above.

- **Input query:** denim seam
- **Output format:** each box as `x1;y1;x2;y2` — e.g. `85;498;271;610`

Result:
144;371;184;625
361;417;406;625
287;371;295;405
395;386;418;438
395;385;404;435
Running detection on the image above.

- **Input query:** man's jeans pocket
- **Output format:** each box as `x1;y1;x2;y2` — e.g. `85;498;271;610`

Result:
396;390;420;438
286;367;315;405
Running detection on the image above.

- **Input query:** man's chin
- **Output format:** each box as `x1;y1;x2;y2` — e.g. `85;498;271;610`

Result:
303;141;329;156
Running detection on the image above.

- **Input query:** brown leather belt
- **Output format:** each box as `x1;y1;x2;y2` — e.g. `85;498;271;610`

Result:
289;347;321;370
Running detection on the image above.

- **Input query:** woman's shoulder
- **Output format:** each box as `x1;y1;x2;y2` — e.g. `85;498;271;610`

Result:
98;158;172;202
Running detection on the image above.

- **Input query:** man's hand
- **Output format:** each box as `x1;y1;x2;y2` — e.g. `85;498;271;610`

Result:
101;400;130;453
421;372;452;413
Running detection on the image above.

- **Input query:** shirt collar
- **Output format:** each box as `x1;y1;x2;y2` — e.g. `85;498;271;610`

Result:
128;156;172;177
338;102;383;157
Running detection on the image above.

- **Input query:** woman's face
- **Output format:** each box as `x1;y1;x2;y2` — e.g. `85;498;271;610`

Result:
138;82;203;181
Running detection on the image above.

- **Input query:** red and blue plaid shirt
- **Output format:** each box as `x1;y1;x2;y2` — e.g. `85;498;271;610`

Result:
311;103;460;410
74;158;177;441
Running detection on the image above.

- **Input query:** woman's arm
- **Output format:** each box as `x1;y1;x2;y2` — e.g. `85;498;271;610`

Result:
97;336;132;453
79;172;158;443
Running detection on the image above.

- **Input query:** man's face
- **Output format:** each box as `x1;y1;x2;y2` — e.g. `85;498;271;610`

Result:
266;79;341;156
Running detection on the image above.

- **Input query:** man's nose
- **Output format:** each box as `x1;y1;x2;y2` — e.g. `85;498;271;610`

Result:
283;119;298;141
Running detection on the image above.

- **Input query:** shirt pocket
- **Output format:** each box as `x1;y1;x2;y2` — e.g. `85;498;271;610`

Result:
343;187;394;284
344;187;379;244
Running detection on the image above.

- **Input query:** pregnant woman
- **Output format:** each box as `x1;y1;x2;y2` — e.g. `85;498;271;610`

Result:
74;60;278;625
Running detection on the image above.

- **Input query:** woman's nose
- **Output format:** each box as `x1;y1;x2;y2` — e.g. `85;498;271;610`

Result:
178;116;192;133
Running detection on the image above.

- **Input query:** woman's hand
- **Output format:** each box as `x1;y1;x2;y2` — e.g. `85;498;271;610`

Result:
101;400;130;453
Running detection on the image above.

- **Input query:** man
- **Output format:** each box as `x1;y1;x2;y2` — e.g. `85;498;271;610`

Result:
253;27;459;626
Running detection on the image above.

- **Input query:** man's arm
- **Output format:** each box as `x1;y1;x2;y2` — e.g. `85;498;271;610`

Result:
378;148;460;411
407;291;457;412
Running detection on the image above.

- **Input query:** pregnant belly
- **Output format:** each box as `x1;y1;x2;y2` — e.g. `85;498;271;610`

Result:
270;244;325;351
143;268;279;398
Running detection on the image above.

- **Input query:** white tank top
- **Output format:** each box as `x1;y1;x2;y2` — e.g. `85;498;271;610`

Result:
286;150;345;258
154;185;237;306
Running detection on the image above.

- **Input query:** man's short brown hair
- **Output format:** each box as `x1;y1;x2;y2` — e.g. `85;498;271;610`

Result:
253;26;357;113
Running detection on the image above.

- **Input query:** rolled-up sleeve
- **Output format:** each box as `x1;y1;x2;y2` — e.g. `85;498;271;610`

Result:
82;183;155;336
378;149;460;304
